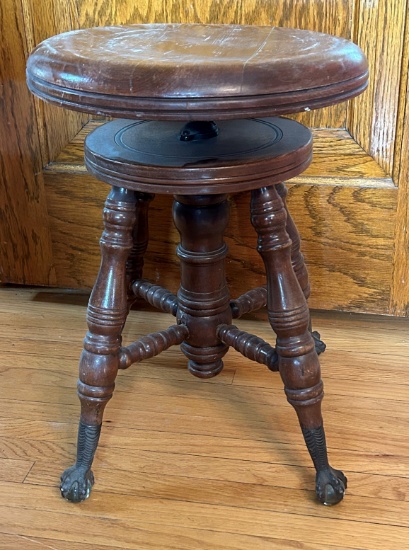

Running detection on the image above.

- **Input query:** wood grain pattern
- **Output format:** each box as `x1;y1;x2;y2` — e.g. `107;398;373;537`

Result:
348;0;407;176
390;6;409;315
42;171;396;313
284;184;396;312
76;0;352;33
390;108;409;311
392;2;409;186
1;288;409;548
0;459;34;483
75;0;352;128
0;0;56;285
0;535;119;550
22;0;87;165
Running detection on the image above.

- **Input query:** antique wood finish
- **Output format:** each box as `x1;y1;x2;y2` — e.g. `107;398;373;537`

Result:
132;280;178;315
40;107;346;504
230;286;268;319
25;22;369;504
118;324;189;369
217;323;278;369
26;25;368;120
126;192;154;306
174;194;232;378
83;118;313;194
60;186;139;501
251;185;345;504
276;182;310;300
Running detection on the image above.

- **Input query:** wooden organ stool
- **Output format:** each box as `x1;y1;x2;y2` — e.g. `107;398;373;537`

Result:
26;24;368;505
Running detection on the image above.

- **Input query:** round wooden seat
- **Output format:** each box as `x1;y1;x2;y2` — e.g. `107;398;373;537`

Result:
26;24;368;120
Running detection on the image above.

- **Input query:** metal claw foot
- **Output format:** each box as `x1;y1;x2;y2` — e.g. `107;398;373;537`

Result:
316;466;347;506
311;330;326;355
60;465;95;502
60;422;101;502
301;425;345;505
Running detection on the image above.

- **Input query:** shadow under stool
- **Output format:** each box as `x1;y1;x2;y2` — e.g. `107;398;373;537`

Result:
26;24;368;506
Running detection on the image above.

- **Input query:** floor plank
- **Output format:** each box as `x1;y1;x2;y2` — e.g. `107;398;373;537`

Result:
1;287;409;549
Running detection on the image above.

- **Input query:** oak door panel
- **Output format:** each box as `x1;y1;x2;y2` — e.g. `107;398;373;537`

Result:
1;0;407;315
0;0;55;285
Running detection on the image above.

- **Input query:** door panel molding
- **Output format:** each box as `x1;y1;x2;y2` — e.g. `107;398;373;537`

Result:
348;0;407;177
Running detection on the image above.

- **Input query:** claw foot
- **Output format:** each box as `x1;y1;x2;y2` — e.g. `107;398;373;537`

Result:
60;465;95;502
311;330;326;355
316;466;347;505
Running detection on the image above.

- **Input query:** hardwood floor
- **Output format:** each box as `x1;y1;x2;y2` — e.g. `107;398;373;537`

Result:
0;287;408;549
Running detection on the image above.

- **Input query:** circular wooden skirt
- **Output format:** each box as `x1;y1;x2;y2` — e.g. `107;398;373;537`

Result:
85;117;312;195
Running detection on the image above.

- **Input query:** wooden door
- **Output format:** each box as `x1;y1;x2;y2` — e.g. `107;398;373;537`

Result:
1;0;408;315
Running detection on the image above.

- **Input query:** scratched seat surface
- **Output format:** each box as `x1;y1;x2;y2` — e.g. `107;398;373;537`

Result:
26;24;368;120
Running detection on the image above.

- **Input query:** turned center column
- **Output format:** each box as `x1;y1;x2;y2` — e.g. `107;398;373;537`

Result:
173;194;232;378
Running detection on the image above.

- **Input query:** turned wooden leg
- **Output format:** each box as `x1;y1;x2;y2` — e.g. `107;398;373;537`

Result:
126;192;154;305
173;194;232;378
251;185;346;505
60;186;137;502
276;182;326;355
